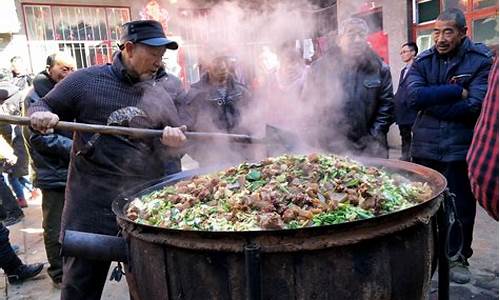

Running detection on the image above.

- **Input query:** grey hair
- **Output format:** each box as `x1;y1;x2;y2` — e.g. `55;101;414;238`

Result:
339;17;369;36
437;8;467;30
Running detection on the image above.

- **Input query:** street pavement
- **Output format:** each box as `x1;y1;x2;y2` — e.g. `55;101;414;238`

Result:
0;195;129;300
0;154;498;300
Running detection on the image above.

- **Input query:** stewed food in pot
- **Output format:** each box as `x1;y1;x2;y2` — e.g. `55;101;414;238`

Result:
127;154;432;231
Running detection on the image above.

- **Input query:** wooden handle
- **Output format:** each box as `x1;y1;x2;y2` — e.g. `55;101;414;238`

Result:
0;115;264;144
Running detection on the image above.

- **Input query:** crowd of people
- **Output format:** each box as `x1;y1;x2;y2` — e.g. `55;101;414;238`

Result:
0;6;497;299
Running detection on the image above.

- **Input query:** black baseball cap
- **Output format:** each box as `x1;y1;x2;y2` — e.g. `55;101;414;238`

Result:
120;20;178;49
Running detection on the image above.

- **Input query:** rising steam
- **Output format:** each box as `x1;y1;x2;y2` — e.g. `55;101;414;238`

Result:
167;1;349;166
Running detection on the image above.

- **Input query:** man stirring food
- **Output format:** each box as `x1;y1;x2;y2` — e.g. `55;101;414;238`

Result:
29;20;188;299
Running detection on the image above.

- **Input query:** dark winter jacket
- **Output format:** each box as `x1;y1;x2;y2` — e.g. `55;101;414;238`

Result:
304;47;394;158
33;71;57;97
407;37;493;161
184;73;252;165
23;71;72;189
28;53;188;236
185;73;251;133
394;65;418;125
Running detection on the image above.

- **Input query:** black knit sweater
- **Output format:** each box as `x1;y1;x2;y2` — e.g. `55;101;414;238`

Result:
29;53;187;235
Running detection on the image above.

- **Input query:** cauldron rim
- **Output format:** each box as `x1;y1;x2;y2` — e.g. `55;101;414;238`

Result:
112;157;447;236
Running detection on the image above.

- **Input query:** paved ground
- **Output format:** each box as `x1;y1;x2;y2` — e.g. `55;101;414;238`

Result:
0;195;129;300
0;154;498;299
430;206;499;300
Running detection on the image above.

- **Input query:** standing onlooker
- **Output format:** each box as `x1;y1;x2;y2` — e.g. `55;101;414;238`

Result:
0;67;33;209
5;125;33;208
256;46;309;128
394;42;419;161
10;56;32;91
467;55;499;221
185;54;252;166
31;54;74;97
264;46;308;100
407;8;493;284
29;20;188;299
187;55;251;133
0;70;26;220
304;17;394;158
23;51;76;288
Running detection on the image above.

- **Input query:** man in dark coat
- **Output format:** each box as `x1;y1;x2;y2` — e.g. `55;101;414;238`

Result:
185;55;252;166
394;42;419;161
304;17;394;158
23;51;76;287
29;20;188;299
407;8;493;284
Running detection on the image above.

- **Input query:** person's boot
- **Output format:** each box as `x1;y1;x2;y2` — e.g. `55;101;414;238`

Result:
3;211;24;227
11;244;20;254
17;197;28;208
450;256;472;284
7;263;44;284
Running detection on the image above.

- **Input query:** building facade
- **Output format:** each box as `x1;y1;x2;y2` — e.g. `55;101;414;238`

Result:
1;0;496;81
414;0;498;52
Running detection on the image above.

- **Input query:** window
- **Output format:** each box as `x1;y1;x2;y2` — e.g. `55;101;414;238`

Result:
474;0;497;10
473;15;499;46
417;0;440;23
52;6;109;41
107;8;130;41
416;29;434;51
23;4;130;72
24;5;54;40
413;0;498;51
24;5;130;42
443;0;467;10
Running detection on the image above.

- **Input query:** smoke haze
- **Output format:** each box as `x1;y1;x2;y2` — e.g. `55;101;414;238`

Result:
169;1;361;166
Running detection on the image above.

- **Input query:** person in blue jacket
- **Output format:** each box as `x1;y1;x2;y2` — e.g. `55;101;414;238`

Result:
23;52;75;288
407;8;493;284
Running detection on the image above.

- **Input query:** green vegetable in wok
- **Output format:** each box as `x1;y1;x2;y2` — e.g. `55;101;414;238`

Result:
126;154;433;231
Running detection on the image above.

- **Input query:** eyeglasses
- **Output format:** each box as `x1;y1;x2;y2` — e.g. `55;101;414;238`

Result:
343;32;368;39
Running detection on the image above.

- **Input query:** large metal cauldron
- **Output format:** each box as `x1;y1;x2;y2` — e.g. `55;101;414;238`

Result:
103;158;445;300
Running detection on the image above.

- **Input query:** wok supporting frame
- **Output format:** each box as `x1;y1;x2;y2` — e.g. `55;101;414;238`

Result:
437;190;455;300
245;244;262;300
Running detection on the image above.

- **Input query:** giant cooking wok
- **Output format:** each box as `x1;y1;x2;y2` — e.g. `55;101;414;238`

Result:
62;157;449;300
